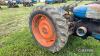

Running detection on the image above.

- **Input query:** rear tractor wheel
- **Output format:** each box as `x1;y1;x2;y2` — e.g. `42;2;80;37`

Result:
29;6;73;53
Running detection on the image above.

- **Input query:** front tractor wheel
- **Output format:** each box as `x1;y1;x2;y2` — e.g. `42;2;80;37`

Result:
29;6;72;53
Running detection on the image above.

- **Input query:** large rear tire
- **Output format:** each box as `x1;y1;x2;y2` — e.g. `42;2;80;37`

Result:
29;6;72;53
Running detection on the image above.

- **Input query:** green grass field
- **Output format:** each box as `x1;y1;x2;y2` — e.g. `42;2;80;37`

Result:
0;1;100;56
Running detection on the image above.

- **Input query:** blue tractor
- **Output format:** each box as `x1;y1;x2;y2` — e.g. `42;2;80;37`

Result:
29;1;100;53
32;0;37;3
45;0;65;4
45;0;54;4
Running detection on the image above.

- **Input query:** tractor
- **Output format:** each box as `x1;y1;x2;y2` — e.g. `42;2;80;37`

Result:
45;0;66;4
5;0;19;8
22;0;33;7
29;1;100;53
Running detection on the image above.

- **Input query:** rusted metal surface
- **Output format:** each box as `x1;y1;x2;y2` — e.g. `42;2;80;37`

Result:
86;4;100;19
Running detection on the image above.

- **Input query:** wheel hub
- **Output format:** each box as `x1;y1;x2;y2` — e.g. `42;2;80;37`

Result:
32;14;56;47
39;18;53;39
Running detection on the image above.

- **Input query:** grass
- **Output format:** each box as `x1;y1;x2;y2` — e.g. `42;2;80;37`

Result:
0;1;100;56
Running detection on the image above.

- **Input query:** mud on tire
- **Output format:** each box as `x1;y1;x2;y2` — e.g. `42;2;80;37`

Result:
29;5;72;53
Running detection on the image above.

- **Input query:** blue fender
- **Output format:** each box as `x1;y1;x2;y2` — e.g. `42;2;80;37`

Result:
92;32;100;40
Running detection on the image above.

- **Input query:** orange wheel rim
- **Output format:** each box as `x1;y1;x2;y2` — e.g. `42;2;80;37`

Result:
32;14;56;47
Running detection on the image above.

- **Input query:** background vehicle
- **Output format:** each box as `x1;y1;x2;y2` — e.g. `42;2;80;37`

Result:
22;0;33;7
45;0;66;4
5;0;19;8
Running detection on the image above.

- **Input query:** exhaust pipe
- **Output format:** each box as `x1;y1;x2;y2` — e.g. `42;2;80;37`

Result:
76;26;87;37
